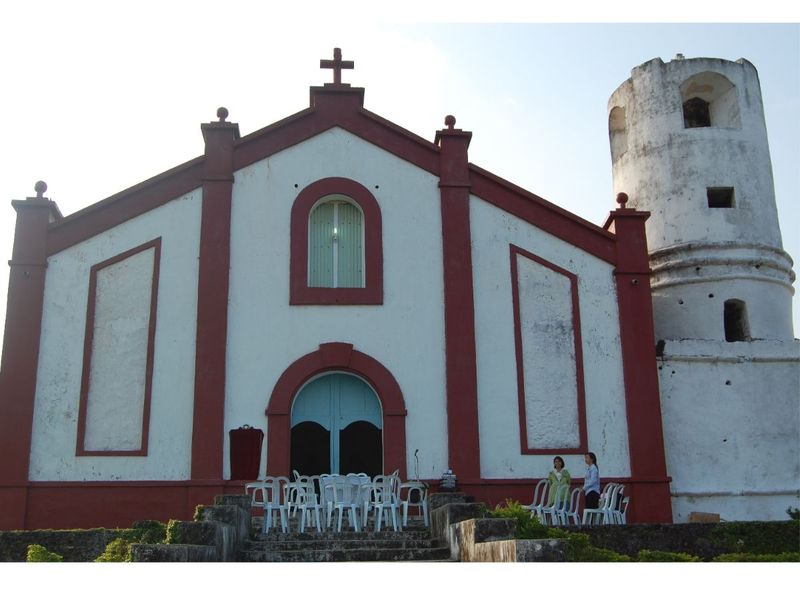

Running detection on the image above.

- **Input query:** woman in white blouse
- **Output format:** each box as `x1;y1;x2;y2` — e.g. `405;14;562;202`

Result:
583;452;600;509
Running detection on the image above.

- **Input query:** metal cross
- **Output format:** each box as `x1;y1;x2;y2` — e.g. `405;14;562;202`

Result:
320;47;354;85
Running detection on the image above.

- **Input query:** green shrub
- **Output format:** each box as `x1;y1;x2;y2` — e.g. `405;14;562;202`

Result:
94;520;167;562
95;538;132;562
637;549;701;562
129;520;167;545
193;505;206;522
707;521;800;555
545;528;630;562
26;544;64;562
165;519;181;544
787;507;800;521
489;499;550;539
489;499;630;561
713;552;800;562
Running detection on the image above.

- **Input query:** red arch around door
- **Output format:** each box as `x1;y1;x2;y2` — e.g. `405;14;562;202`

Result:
265;343;408;479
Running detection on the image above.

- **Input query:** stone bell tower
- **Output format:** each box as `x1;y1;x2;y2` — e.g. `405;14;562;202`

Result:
607;56;799;522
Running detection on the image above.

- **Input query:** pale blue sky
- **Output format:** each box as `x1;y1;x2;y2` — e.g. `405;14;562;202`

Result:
0;14;798;349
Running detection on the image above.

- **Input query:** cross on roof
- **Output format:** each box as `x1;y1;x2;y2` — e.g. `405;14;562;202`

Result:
320;47;354;85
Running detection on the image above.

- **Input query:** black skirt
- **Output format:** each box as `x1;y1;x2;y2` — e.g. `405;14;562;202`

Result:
585;490;600;509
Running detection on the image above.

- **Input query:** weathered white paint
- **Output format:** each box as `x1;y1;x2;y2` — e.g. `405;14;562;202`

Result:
29;190;202;481
610;55;799;521
226;127;448;480
470;196;630;480
609;56;795;341
657;339;800;522
84;247;155;451
516;253;580;449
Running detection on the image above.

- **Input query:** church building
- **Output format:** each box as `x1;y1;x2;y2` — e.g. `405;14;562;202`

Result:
1;50;796;530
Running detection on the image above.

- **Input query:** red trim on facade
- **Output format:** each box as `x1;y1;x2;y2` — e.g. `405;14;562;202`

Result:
437;124;482;480
75;239;161;456
605;208;673;523
0;195;59;529
509;245;589;455
46;157;204;256
290;177;383;305
0;472;672;530
191;119;240;481
469;164;617;264
266;343;407;479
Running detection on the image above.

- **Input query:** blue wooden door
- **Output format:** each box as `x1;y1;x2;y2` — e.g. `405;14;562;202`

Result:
291;373;382;474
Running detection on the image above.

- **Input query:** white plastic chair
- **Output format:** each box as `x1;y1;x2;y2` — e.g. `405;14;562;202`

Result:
368;474;401;532
539;484;570;526
558;487;583;526
323;475;362;532
608;485;627;524
400;481;429;527
245;476;289;533
522;479;549;523
582;482;618;525
294;478;323;532
616;497;630;524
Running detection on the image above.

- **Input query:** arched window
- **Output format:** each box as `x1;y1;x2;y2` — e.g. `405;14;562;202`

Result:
308;197;364;288
290;178;383;305
724;299;750;342
608;106;628;162
679;72;740;129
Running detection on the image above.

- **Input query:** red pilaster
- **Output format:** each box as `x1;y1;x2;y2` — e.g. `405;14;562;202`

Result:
0;183;61;529
606;200;673;523
435;117;481;481
191;110;239;481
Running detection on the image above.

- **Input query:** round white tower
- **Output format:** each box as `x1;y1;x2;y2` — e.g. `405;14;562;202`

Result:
608;56;795;342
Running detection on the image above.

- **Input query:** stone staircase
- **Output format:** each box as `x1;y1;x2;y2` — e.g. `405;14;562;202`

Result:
240;517;452;562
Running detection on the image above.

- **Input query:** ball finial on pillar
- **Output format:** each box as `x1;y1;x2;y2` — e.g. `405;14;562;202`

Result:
217;107;229;122
34;181;47;199
444;115;456;130
616;192;629;209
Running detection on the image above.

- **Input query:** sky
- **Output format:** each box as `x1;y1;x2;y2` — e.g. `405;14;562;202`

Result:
0;4;798;354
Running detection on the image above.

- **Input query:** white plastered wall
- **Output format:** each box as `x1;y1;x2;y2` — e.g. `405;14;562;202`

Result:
29;190;202;480
225;127;447;480
471;196;630;480
658;339;800;522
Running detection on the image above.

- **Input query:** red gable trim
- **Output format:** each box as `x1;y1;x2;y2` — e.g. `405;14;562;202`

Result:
47;157;204;256
43;93;619;270
469;164;617;264
233;105;440;176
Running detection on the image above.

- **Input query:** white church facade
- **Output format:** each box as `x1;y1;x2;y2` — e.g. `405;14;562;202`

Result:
0;51;797;530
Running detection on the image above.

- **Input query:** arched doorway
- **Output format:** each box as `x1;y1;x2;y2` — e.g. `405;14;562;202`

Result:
290;372;383;476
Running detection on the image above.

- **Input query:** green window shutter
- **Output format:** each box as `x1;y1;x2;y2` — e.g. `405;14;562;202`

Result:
336;202;364;288
309;202;334;287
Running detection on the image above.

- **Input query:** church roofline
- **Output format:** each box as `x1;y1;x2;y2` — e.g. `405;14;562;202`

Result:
45;81;620;264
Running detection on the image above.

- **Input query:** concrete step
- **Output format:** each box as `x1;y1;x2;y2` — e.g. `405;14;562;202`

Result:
255;529;433;542
247;538;439;552
239;546;452;562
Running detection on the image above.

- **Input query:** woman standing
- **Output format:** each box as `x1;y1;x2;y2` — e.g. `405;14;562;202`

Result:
583;452;600;509
546;456;571;506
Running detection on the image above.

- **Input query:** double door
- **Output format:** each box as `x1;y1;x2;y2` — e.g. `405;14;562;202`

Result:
290;372;383;476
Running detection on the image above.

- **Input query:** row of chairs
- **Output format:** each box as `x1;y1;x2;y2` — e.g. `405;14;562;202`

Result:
245;471;430;534
524;480;630;526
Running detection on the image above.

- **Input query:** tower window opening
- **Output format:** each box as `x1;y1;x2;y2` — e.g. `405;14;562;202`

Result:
679;72;740;129
724;299;750;342
707;187;734;208
683;97;710;128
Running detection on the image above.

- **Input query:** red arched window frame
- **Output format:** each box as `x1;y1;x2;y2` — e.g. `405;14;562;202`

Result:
290;177;383;305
